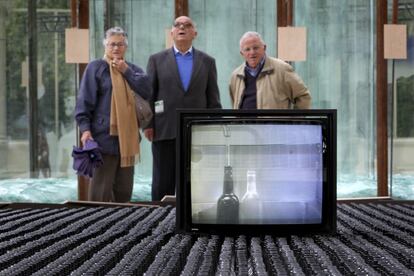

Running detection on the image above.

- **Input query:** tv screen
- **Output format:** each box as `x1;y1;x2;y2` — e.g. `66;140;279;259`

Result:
176;109;336;235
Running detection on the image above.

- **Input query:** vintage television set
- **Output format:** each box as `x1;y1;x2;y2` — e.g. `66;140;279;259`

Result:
176;109;337;235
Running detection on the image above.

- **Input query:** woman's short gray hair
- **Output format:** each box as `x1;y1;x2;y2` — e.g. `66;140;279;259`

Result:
239;31;265;50
102;26;128;47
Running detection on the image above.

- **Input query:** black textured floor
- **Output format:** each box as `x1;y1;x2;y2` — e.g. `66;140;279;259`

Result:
0;202;413;275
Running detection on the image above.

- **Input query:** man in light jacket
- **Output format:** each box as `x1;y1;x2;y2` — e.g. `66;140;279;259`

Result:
229;31;311;109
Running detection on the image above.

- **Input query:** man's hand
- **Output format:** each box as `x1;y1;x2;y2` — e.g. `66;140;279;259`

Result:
144;128;154;142
80;130;93;147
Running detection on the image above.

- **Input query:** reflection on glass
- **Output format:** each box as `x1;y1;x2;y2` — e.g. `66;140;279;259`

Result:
189;0;276;109
1;1;76;181
294;1;376;197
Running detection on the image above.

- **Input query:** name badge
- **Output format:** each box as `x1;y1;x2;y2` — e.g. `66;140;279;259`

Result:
155;100;164;114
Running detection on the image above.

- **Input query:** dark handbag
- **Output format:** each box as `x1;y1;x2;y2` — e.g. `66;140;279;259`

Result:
134;93;153;129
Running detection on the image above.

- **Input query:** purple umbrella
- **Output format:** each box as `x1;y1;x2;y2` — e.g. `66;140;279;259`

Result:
72;139;103;178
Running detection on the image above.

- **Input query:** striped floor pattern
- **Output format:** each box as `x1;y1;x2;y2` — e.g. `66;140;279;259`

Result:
0;202;413;275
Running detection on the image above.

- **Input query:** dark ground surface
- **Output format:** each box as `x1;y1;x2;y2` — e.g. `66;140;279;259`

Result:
0;200;413;275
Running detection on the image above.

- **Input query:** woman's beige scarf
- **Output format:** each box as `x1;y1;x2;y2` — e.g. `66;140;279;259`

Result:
105;57;139;167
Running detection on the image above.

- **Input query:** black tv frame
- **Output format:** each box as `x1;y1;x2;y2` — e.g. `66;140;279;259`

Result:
176;109;337;236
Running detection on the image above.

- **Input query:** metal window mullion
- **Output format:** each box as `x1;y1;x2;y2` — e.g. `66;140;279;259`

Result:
28;0;39;178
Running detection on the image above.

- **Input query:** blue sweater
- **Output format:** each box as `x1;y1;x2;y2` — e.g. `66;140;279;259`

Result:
175;51;193;91
75;59;152;155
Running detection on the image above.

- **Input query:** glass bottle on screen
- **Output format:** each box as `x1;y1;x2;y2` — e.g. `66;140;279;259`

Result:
216;166;239;224
240;170;262;223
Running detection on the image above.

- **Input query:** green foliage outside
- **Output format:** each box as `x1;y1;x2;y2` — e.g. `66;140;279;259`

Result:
4;0;75;139
397;74;414;137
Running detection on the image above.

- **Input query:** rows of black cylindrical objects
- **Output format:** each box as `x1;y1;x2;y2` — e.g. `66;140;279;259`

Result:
337;213;414;270
40;207;152;275
0;207;129;274
338;204;414;255
262;236;305;275
143;234;182;275
73;208;175;275
144;234;196;275
337;205;414;275
106;208;176;275
352;203;414;235
312;233;379;275
0;208;62;235
372;203;414;223
0;207;130;275
387;203;414;216
152;206;176;235
107;233;169;275
339;204;414;249
290;235;342;275
0;202;413;275
34;206;169;276
249;237;268;275
158;235;192;275
0;209;50;225
196;235;220;276
215;236;234;275
0;208;97;254
235;235;248;275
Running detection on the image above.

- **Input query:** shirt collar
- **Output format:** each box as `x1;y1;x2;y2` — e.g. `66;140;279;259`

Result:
173;45;193;56
245;55;266;77
246;56;266;71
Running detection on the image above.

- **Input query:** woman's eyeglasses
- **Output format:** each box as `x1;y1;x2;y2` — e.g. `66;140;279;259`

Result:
107;42;126;49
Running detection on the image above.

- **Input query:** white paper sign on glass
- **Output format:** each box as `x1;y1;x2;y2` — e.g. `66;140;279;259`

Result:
65;28;89;63
384;24;407;59
278;26;307;61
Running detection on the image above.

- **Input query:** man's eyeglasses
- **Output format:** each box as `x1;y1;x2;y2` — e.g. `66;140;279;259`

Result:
107;42;126;49
173;22;193;29
241;46;263;53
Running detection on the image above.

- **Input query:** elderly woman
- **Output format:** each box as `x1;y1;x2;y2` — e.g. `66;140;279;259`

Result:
75;26;151;202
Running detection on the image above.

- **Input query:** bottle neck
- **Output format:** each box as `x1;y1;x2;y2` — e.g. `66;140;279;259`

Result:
246;181;257;193
223;166;234;194
246;170;257;194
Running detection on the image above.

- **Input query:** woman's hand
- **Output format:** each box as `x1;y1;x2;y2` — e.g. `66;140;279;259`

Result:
112;58;128;74
80;130;93;147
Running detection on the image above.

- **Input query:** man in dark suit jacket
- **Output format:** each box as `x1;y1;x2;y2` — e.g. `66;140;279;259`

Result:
145;16;222;201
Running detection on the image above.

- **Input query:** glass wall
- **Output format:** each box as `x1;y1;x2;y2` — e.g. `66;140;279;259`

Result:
85;0;414;201
190;0;277;108
390;0;414;199
0;0;78;203
0;1;29;180
2;0;412;203
89;0;276;201
294;1;377;198
89;0;174;201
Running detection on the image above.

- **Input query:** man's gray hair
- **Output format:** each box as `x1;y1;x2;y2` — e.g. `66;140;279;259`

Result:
102;26;128;47
239;31;265;50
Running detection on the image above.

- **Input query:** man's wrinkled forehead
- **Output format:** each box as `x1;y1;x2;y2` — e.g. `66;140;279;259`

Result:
174;16;193;25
